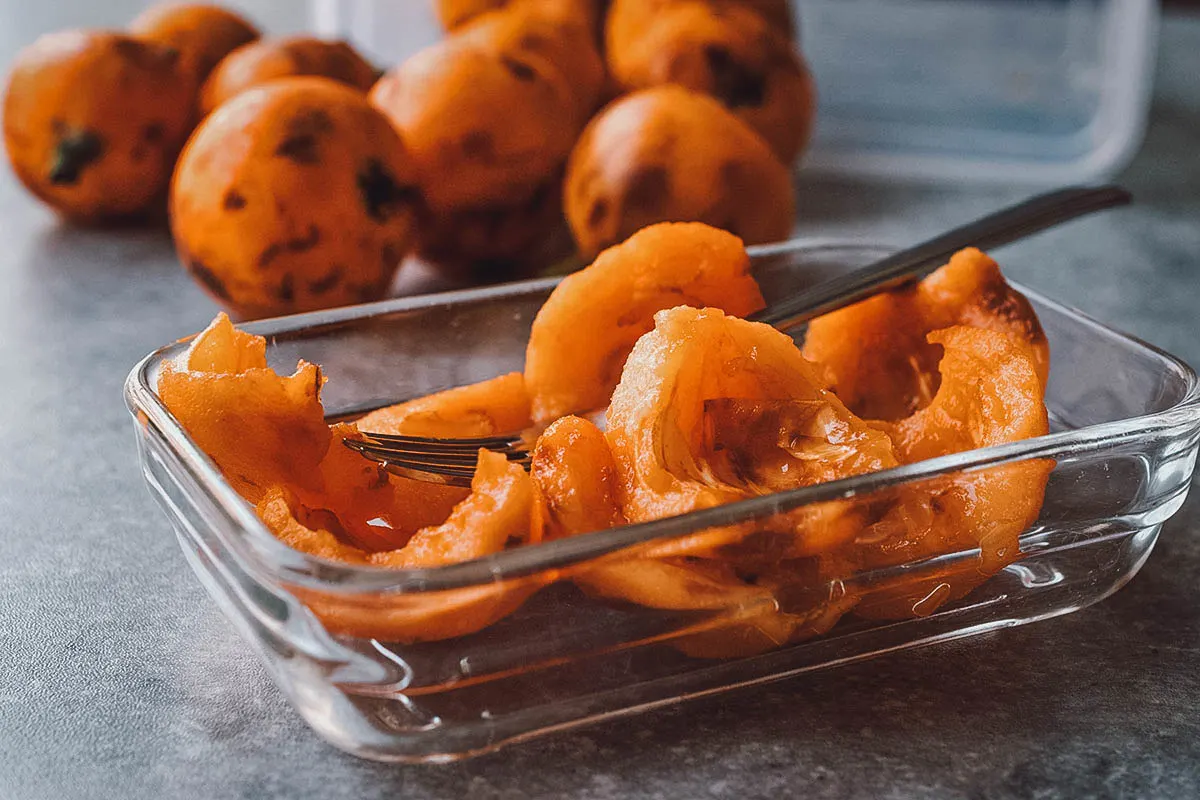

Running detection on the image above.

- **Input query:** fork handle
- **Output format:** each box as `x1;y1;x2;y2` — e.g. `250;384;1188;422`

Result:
747;185;1132;330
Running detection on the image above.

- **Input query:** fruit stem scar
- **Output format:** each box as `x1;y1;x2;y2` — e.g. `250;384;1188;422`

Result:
48;130;105;185
704;46;767;109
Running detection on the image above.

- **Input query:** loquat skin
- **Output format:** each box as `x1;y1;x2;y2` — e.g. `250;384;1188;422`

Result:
370;11;593;215
436;0;605;34
564;86;795;258
452;3;606;119
524;221;765;422
372;8;600;278
608;0;815;162
170;77;420;318
199;36;377;116
129;3;261;89
413;172;573;282
2;30;194;222
607;0;796;55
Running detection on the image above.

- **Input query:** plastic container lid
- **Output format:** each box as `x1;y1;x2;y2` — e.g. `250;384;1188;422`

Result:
312;0;1159;184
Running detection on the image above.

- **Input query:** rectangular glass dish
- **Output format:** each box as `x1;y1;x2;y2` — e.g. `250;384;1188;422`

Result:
125;243;1200;763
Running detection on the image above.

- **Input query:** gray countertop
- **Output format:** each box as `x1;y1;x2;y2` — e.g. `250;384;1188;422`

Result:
2;4;1199;798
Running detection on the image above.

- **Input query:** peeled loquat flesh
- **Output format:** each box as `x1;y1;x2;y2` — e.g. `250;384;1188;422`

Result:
525;222;766;423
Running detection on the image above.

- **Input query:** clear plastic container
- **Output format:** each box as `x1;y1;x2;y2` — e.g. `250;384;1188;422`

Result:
311;0;1158;183
125;242;1200;762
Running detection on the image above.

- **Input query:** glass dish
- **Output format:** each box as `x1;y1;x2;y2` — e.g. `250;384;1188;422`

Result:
125;243;1200;763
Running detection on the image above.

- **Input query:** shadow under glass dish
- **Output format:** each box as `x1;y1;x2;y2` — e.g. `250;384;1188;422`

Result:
126;242;1200;762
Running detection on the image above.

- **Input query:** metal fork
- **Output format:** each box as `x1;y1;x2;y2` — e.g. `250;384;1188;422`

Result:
345;185;1131;486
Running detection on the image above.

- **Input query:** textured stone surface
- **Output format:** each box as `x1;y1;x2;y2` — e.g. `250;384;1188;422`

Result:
1;4;1198;798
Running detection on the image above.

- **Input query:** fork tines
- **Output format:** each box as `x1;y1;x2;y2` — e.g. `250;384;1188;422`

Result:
345;432;531;488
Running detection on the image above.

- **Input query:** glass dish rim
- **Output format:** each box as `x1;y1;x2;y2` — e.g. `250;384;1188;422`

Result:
124;238;1200;596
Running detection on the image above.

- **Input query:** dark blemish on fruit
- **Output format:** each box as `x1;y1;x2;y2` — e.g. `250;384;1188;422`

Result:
525;177;554;209
48;130;104;185
356;159;420;222
223;189;247;211
276;133;319;164
501;55;537;82
258;242;283;269
276;273;295;302
461;130;495;161
587;198;609;230
258;226;321;268
288;225;321;252
188;260;231;300
705;46;766;108
275;110;334;164
141;122;166;144
719;160;757;194
112;38;144;60
308;266;343;294
113;38;179;70
622;166;670;213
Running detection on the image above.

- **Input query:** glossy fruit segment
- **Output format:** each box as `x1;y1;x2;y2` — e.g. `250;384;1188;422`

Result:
158;314;331;503
258;450;540;642
288;448;537;643
830;325;1053;620
292;580;542;644
158;314;469;550
256;486;368;564
359;372;532;437
586;306;894;650
370;449;535;568
581;307;1049;652
606;306;896;526
802;247;1049;421
670;558;859;659
525;222;766;422
159;316;543;640
302;424;468;551
531;415;625;540
575;557;772;610
159;231;1055;655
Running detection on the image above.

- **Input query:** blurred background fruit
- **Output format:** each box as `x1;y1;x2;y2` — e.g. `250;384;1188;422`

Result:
129;3;260;104
3;29;194;222
198;35;376;115
2;0;816;316
565;86;795;258
170;77;419;317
